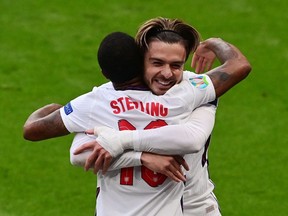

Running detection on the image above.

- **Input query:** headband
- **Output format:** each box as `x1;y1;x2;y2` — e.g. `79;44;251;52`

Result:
157;29;178;34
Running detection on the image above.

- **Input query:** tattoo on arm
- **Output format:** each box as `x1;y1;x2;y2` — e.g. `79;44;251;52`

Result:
43;110;69;136
207;70;230;96
213;42;239;63
204;38;251;98
25;109;70;141
44;110;69;137
209;70;230;82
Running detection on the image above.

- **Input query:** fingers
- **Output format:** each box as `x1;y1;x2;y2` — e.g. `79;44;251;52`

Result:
181;160;189;171
191;54;199;69
164;163;186;182
85;129;94;135
174;156;189;171
192;55;207;74
166;170;182;182
168;169;186;182
195;57;205;73
101;156;113;175
73;141;96;155
165;155;189;182
206;59;214;71
93;153;104;174
83;144;112;174
192;55;215;73
141;153;188;183
85;126;108;136
84;150;98;171
160;158;186;182
92;149;112;174
92;155;112;174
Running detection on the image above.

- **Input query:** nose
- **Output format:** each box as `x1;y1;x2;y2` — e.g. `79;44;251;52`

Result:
161;66;173;79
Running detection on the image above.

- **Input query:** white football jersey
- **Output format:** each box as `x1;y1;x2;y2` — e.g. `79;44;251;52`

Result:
183;135;221;216
60;71;216;216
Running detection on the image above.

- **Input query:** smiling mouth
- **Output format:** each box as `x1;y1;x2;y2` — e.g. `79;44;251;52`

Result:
155;79;175;87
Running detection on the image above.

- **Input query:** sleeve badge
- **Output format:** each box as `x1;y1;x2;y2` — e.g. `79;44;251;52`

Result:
189;75;209;89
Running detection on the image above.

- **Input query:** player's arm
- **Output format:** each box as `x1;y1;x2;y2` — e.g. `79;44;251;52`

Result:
88;103;216;157
70;133;187;182
72;104;215;176
70;133;142;168
131;103;216;154
196;38;252;97
23;103;70;141
24;90;97;141
70;134;186;172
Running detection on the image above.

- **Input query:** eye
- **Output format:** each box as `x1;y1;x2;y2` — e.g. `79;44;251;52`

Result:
152;61;163;67
171;64;183;69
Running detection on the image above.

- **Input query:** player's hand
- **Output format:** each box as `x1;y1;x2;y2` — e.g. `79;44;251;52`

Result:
191;42;216;73
85;127;125;158
140;152;189;182
85;129;94;135
73;140;112;175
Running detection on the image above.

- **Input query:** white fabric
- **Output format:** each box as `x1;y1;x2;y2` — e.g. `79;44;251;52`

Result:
62;71;216;216
90;103;215;156
70;133;95;167
181;119;221;215
133;103;216;154
70;105;221;215
60;71;215;134
103;104;222;215
93;127;133;157
70;133;142;169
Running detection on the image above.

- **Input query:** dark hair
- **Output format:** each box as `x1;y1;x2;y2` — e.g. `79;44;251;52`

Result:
97;32;143;83
136;17;201;60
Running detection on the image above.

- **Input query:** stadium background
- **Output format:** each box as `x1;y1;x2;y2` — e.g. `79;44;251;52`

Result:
0;0;287;215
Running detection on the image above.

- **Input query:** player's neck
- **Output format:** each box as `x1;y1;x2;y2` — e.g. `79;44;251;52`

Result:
113;77;148;91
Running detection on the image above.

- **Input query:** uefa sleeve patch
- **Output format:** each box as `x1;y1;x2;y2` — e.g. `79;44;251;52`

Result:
64;102;73;115
189;75;209;89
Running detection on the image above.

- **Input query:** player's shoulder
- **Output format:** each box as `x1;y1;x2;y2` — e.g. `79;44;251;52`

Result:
96;81;114;90
183;70;209;79
90;81;115;95
183;70;197;79
182;71;213;90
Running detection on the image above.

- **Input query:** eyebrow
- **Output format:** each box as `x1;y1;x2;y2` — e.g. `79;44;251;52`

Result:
149;57;185;65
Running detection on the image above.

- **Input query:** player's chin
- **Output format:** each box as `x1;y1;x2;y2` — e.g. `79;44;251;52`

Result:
153;83;174;95
151;86;169;95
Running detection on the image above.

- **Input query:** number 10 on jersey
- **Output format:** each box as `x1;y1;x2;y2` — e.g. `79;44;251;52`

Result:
119;119;168;187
